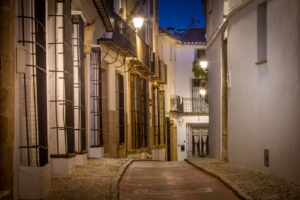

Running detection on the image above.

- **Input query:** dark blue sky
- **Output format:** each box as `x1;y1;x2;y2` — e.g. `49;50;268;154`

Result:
158;0;205;29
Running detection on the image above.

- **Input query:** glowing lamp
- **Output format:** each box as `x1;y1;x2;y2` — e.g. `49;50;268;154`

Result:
133;17;144;30
200;60;208;70
199;87;206;97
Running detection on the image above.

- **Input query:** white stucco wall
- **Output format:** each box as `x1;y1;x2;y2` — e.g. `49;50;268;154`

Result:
226;0;300;184
206;35;222;160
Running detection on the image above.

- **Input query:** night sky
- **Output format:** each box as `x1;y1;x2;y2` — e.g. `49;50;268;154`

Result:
158;0;205;29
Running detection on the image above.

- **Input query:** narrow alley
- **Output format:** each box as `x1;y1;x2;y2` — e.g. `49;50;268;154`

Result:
1;0;300;199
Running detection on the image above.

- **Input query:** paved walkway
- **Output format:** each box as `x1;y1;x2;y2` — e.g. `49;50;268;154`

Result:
186;158;300;200
119;161;240;200
46;158;132;200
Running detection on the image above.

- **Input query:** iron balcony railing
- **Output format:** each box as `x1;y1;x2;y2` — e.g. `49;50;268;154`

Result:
99;11;137;57
170;95;209;113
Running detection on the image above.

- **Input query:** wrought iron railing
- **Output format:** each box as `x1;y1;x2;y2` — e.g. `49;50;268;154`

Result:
170;96;209;113
100;12;137;57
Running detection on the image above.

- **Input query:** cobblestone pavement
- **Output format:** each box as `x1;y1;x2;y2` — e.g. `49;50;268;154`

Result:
46;158;133;200
119;161;240;200
186;158;300;200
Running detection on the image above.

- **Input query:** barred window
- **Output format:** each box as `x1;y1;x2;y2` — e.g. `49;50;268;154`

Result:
130;74;148;149
48;0;74;156
17;0;48;166
116;74;125;144
90;47;103;147
72;15;86;153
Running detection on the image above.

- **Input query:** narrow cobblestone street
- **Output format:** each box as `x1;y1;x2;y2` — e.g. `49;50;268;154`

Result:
119;161;240;200
46;159;132;200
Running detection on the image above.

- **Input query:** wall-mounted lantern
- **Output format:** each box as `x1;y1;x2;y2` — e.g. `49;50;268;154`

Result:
200;60;208;70
133;17;144;30
199;87;207;97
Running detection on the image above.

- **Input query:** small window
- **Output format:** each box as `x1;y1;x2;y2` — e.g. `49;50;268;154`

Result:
195;49;206;60
257;1;267;63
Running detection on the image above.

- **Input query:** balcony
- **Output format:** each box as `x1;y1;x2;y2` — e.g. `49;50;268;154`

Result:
170;95;209;114
151;57;167;84
136;34;151;69
99;11;137;57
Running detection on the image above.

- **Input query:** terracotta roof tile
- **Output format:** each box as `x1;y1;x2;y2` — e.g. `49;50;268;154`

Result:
180;28;206;44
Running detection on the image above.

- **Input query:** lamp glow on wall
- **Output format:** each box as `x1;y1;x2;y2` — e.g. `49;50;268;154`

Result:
200;60;208;70
133;17;144;30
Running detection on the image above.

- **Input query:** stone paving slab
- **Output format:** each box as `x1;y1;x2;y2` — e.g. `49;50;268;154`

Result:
46;158;133;200
186;158;300;200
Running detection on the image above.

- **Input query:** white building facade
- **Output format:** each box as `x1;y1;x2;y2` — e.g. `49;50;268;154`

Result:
204;0;300;184
159;28;209;161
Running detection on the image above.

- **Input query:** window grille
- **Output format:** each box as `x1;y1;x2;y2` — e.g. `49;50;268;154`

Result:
48;0;74;156
72;15;86;153
141;79;148;147
130;74;148;149
192;79;207;112
187;127;209;158
159;91;165;145
117;74;125;144
17;0;48;166
152;87;159;145
90;47;103;147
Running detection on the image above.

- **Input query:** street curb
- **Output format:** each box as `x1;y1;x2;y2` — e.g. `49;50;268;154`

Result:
116;159;165;200
185;159;252;200
115;159;134;200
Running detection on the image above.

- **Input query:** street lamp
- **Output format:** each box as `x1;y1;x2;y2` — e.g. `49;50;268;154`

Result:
133;17;144;30
200;60;208;70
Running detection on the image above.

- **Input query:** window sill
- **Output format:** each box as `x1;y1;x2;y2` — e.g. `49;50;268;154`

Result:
256;60;267;65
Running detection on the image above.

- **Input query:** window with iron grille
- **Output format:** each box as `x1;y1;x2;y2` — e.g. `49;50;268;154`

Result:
192;79;206;112
48;0;74;156
72;15;86;153
152;87;159;145
130;74;148;149
159;91;165;145
117;74;125;144
17;0;48;166
90;47;103;147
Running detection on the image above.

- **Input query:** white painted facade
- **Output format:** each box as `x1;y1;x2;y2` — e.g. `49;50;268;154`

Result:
205;0;300;184
159;31;209;161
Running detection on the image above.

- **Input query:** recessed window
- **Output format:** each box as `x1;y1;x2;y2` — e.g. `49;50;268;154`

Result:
257;1;267;63
195;49;205;60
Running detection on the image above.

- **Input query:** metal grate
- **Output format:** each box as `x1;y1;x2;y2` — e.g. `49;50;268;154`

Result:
48;0;74;156
187;127;209;158
130;74;148;149
159;91;165;145
17;0;48;166
117;74;125;144
72;15;86;153
90;47;103;147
